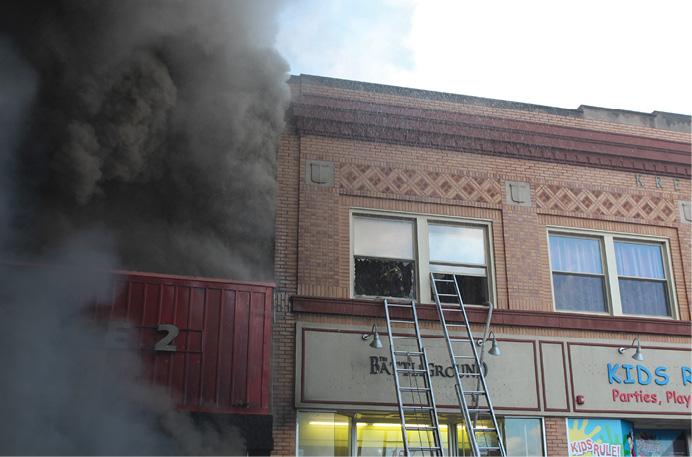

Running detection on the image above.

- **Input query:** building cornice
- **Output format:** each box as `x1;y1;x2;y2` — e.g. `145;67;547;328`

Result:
291;295;692;337
290;95;691;179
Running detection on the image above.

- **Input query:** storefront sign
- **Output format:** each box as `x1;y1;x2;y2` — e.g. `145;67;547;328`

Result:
569;343;691;415
368;355;488;378
608;363;692;408
566;419;635;457
296;323;539;412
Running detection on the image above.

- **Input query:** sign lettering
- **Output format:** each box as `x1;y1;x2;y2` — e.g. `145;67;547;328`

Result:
368;356;488;378
634;174;681;190
606;363;692;409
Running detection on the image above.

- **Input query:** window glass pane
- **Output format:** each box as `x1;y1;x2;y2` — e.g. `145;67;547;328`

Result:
298;411;350;456
457;275;489;305
504;418;544;457
458;421;499;456
614;242;665;279
619;279;669;316
553;273;607;312
357;422;449;456
429;224;486;265
354;258;415;298
354;218;413;259
634;429;689;456
549;236;603;274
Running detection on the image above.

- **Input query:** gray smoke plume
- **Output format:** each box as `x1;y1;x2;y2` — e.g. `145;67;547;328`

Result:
0;0;289;454
1;0;289;282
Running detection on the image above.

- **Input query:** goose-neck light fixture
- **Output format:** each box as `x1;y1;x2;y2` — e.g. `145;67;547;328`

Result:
618;338;644;361
476;331;502;356
362;324;383;349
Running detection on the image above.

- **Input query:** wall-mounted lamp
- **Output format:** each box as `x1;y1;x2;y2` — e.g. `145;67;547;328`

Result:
618;338;644;361
476;331;501;356
362;324;383;349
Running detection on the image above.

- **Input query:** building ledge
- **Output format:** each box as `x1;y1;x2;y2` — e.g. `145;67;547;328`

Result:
291;295;691;337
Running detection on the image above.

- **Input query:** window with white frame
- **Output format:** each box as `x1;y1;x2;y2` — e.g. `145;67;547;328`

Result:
548;230;675;317
352;211;493;304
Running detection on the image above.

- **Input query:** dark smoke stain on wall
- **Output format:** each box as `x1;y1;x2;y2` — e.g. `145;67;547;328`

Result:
1;0;290;282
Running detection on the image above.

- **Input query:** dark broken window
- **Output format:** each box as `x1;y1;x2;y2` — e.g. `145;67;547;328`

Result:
354;258;415;298
431;272;488;305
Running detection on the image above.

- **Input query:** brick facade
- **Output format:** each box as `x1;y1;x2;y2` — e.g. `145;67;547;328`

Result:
272;75;691;456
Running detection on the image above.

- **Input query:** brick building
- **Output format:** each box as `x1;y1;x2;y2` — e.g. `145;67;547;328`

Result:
272;75;691;456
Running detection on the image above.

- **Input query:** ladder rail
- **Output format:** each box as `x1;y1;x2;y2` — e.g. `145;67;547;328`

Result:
385;299;444;456
431;272;507;457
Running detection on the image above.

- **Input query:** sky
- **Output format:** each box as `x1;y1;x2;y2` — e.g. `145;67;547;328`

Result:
277;0;692;116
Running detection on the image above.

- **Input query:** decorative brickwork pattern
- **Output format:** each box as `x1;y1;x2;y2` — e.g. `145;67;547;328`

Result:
340;163;502;204
536;185;678;222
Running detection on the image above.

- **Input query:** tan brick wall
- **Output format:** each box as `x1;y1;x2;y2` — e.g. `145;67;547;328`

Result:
545;416;569;456
289;134;690;316
272;80;691;455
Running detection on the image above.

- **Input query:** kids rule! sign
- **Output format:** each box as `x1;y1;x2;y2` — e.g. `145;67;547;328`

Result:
569;343;692;414
567;419;636;457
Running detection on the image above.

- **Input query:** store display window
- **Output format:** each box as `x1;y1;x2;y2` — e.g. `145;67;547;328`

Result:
634;429;689;456
298;411;542;456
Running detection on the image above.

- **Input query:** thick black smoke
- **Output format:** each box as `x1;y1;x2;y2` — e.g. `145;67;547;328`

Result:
0;0;288;454
1;0;289;281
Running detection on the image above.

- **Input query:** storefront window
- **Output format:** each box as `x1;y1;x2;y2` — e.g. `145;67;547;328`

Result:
458;417;544;457
504;418;544;456
298;411;350;456
298;412;544;456
356;422;449;456
634;429;689;456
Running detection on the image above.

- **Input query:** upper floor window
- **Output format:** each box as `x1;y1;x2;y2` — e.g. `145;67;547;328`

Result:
353;217;415;299
352;211;494;305
548;230;675;318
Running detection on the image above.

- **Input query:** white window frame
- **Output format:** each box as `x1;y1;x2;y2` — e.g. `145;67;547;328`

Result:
547;227;678;319
350;208;496;305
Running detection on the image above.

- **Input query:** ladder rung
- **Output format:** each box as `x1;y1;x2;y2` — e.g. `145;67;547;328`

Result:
389;319;414;324
436;293;457;297
391;335;417;339
407;447;442;452
394;350;424;356
478;447;501;451
454;355;475;359
402;405;433;411
400;386;431;392
467;408;491;413
473;427;497;433
404;425;437;431
397;368;429;374
463;390;486;395
460;372;481;377
432;277;454;283
387;303;414;308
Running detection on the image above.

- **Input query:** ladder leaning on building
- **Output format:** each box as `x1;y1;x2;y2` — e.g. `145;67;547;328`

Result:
430;272;506;457
383;274;507;456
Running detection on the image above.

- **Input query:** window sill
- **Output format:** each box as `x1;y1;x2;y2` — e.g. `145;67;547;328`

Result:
291;295;691;337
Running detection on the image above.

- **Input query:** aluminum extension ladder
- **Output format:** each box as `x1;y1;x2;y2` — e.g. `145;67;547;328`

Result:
384;299;444;456
430;272;506;457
